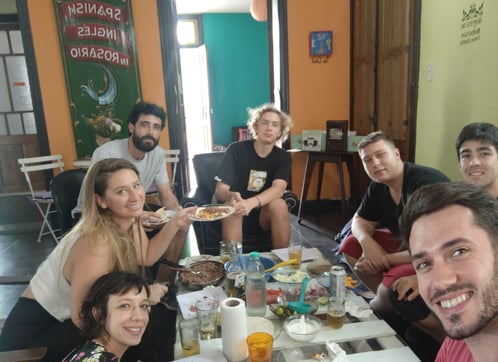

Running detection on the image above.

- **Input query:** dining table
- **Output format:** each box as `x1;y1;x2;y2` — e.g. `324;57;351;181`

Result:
172;249;420;361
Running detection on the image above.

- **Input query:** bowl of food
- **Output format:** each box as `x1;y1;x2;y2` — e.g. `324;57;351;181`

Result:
178;260;226;290
283;314;322;342
271;268;309;284
269;299;318;319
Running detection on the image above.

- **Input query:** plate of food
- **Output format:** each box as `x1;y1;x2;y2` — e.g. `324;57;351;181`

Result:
189;205;235;222
143;208;176;227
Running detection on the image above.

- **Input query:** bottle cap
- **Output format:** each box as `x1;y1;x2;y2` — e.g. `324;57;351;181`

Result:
249;251;260;260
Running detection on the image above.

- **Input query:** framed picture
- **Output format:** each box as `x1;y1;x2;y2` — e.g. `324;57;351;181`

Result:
310;31;333;57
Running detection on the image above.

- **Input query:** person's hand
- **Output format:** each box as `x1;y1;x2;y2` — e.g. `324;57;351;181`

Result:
230;193;252;216
170;206;196;230
148;283;169;305
392;275;419;301
140;210;163;231
355;237;390;274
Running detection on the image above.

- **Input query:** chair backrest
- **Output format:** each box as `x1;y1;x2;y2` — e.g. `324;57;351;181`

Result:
192;152;225;195
18;155;64;196
50;169;86;234
164;149;180;185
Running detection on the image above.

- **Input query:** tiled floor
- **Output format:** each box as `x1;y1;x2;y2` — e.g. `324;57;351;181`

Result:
0;195;351;321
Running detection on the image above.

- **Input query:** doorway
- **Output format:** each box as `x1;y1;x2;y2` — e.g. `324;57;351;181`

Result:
179;45;213;188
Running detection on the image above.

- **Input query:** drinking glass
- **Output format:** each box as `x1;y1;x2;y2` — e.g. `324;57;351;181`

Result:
179;318;200;356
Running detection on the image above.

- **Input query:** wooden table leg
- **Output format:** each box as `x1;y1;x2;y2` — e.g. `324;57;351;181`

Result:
298;154;316;223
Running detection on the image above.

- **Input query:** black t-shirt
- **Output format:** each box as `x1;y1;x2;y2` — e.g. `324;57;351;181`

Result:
215;140;291;199
357;162;449;234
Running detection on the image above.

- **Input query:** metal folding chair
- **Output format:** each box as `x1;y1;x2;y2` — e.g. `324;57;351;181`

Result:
17;155;64;242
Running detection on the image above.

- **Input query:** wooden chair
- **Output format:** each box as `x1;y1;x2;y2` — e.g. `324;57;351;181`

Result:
17;155;64;242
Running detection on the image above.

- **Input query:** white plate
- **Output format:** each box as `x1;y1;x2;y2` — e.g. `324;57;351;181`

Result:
189;205;235;222
144;209;176;226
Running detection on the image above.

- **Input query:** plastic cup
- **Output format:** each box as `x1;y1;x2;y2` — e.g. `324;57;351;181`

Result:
246;332;273;362
288;245;303;269
327;297;346;329
179;318;200;356
195;298;219;340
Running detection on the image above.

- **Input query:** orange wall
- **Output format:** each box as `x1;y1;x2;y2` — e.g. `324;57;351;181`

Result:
287;0;350;199
27;0;169;169
27;0;350;200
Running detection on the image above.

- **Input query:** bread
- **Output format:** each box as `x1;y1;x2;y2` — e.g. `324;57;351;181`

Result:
306;259;332;274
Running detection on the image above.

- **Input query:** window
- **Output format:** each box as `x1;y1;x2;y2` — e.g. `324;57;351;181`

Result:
177;16;203;47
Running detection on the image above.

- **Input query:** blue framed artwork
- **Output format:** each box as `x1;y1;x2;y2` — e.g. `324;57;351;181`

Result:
310;31;333;57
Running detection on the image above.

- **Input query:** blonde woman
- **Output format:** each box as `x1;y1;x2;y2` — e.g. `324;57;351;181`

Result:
0;158;195;361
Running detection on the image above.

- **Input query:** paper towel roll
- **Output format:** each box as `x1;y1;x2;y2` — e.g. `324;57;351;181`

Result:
220;297;248;362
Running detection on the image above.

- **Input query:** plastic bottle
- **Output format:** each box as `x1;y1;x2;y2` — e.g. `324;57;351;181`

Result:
245;251;267;317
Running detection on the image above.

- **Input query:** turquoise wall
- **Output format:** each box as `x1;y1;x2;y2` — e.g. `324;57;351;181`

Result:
203;14;270;146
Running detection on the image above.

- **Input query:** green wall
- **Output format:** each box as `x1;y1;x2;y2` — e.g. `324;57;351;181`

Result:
203;14;270;146
416;0;498;181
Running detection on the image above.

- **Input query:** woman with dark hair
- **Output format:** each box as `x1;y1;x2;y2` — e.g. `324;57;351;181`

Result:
0;158;195;361
63;271;150;361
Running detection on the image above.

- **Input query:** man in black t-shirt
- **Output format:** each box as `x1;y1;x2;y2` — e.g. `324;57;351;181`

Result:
338;131;449;322
214;104;292;250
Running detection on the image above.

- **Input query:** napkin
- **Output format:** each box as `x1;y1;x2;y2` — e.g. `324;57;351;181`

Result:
326;341;348;362
345;300;373;319
271;247;321;262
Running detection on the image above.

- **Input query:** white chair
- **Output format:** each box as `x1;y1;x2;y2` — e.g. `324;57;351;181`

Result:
146;149;181;203
18;155;64;242
164;149;180;189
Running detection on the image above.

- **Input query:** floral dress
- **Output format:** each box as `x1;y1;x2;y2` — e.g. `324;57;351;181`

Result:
63;340;118;362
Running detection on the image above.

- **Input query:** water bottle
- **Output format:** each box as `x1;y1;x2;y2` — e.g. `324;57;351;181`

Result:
245;251;266;317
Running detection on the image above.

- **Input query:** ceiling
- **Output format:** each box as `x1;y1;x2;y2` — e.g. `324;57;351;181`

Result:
176;0;252;14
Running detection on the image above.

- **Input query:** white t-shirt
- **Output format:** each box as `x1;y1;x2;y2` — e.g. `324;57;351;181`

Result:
72;138;169;215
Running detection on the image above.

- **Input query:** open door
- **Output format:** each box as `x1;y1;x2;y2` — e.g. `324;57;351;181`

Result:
180;45;213;188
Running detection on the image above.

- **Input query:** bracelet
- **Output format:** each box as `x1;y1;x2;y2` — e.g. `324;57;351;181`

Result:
255;195;262;208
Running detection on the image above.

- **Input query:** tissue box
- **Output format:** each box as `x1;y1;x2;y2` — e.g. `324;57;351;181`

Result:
302;130;326;151
347;135;364;152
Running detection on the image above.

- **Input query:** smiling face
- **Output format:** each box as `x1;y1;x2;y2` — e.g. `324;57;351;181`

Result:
459;140;498;196
254;111;282;145
102;287;150;357
410;204;498;339
359;139;403;184
96;168;145;227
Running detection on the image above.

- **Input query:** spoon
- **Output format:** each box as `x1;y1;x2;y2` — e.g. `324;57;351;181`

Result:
264;259;297;273
288;277;313;314
159;258;201;275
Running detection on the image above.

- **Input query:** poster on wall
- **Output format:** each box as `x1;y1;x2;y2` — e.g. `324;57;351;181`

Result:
54;0;142;158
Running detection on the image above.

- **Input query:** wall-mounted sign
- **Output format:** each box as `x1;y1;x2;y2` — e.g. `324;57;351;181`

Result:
460;3;484;46
54;0;142;158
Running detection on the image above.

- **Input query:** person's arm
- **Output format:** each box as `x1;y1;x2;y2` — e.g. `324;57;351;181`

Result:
67;235;112;328
156;182;181;211
139;206;196;266
351;213;390;272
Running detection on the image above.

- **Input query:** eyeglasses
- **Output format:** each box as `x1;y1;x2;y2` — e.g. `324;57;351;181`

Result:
257;120;281;128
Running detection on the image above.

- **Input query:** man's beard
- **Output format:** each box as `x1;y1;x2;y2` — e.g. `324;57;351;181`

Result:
132;133;158;152
443;262;498;339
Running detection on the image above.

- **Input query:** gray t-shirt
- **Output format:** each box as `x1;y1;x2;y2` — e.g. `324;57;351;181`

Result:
72;138;169;216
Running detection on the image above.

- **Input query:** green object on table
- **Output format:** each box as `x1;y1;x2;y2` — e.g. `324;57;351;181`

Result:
288;277;313;314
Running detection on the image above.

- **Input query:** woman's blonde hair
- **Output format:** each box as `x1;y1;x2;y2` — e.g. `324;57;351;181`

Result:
70;158;142;273
246;103;292;142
